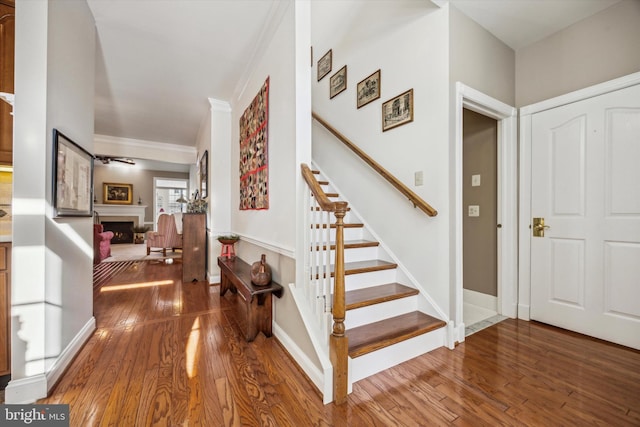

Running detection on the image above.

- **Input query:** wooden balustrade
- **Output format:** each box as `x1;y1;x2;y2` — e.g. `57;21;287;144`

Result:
301;163;349;404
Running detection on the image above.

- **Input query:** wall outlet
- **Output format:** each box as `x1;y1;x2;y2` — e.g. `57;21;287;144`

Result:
468;205;480;217
415;171;424;186
472;174;481;187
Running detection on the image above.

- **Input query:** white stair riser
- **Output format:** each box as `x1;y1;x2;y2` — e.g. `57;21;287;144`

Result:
308;227;363;242
309;247;379;265
349;328;446;383
345;295;419;330
336;269;399;291
309;210;357;224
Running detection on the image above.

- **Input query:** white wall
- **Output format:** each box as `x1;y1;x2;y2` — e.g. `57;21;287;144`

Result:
200;99;232;281
231;23;296;251
449;4;515;106
227;1;321;372
311;1;452;316
9;0;96;403
516;0;640;107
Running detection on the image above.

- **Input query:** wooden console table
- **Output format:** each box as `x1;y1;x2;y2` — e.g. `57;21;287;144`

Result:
218;256;283;342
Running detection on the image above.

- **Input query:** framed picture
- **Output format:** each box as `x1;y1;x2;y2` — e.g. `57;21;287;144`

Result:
330;65;347;99
52;129;94;217
357;69;381;108
103;182;133;205
200;150;208;199
382;89;414;132
317;49;332;81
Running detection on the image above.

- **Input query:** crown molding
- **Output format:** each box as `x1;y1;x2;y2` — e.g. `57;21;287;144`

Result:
94;134;197;164
231;0;291;102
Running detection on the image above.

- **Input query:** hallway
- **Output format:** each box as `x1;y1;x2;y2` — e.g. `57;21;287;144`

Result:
39;260;640;426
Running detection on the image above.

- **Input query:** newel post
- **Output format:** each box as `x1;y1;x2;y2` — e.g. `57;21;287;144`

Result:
330;201;348;404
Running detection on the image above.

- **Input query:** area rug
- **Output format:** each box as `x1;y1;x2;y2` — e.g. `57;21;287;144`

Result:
93;260;143;291
103;243;182;262
239;76;269;210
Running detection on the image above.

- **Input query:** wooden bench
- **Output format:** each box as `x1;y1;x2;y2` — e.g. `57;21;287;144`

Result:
218;256;283;342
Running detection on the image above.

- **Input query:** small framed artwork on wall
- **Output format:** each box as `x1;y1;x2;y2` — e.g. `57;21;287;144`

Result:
330;65;347;99
317;49;332;81
357;69;381;108
382;89;414;132
103;182;133;205
200;150;208;199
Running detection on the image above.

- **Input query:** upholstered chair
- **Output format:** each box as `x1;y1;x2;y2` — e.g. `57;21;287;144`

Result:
93;224;114;264
146;213;183;256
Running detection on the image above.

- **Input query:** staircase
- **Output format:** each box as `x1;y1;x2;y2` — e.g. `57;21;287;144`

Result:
303;165;447;400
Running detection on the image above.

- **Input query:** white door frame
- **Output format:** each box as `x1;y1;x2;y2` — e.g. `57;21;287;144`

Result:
453;83;518;343
518;71;640;321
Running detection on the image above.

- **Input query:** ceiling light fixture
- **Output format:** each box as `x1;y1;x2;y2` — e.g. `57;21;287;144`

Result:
95;155;136;165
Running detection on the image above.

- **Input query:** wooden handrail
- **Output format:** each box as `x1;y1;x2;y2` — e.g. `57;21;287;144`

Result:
312;112;438;217
301;163;337;212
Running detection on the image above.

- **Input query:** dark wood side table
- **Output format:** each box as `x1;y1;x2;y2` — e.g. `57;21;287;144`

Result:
218;256;283;341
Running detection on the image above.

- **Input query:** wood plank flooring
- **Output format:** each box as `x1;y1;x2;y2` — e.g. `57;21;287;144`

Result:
40;260;640;426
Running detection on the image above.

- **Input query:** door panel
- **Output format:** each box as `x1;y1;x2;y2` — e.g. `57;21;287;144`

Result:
531;84;640;350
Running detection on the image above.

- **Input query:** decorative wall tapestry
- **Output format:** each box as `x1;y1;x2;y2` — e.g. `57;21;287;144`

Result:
239;77;269;210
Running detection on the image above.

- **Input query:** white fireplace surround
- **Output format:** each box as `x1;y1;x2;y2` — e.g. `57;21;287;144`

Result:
94;204;147;226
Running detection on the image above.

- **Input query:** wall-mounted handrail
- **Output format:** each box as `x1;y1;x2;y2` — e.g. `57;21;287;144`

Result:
312;112;438;217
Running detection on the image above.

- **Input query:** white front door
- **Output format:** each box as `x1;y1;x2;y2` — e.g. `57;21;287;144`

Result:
530;84;640;350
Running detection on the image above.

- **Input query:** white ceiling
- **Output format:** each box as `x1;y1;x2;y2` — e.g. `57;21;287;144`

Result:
88;0;282;147
88;0;621;153
443;0;621;50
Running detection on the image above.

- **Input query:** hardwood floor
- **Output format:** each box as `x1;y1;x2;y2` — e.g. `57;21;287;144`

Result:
40;260;640;426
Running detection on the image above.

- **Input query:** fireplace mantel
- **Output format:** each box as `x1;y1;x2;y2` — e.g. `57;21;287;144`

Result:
94;204;147;226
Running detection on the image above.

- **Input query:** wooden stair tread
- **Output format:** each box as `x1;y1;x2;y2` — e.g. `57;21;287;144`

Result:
345;283;418;310
312;259;397;279
348;311;446;358
312;239;379;251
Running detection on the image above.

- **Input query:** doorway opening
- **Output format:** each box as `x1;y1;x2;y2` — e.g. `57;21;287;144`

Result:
461;108;504;335
453;83;518;344
153;178;189;228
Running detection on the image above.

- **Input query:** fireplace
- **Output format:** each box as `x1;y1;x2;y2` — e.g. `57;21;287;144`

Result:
102;221;134;244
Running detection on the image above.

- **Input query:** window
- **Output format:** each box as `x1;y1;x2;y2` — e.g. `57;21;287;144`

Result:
153;178;188;226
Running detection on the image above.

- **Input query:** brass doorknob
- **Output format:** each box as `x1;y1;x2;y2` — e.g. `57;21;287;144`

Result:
533;217;550;237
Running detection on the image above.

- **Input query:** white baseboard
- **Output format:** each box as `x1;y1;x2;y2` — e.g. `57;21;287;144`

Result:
46;317;96;391
464;288;498;311
4;374;47;404
273;322;329;402
518;304;530;321
5;317;96;404
454;321;466;345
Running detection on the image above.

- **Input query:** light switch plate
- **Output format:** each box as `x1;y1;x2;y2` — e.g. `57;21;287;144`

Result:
472;174;481;187
415;171;424;186
468;205;480;217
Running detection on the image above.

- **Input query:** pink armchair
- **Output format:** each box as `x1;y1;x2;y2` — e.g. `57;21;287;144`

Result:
93;224;114;264
146;214;182;256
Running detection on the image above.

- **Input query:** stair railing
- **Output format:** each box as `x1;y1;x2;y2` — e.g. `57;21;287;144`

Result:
301;163;349;404
312;112;438;217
